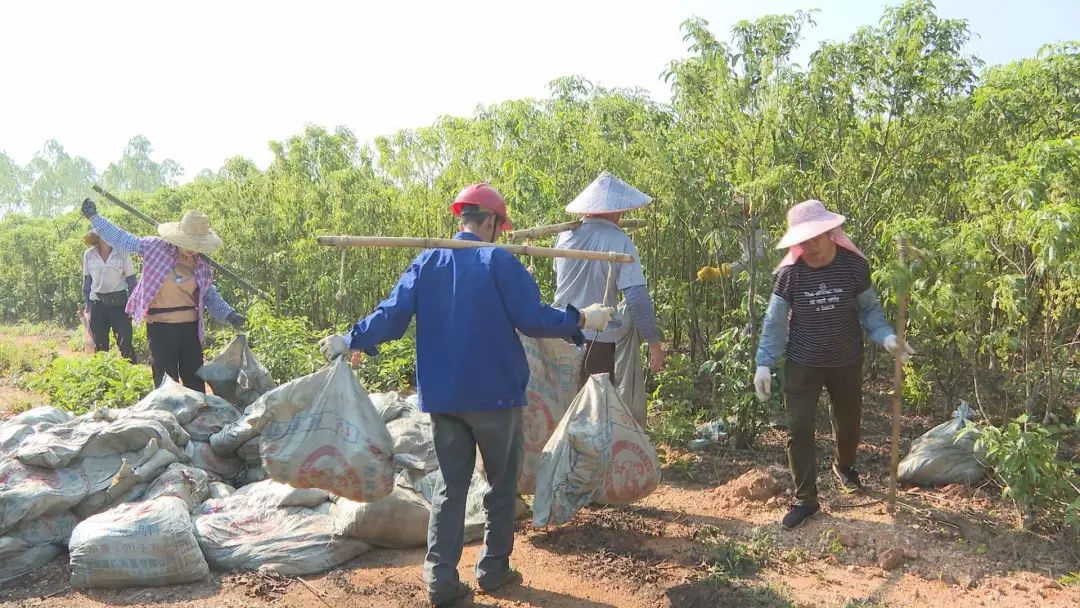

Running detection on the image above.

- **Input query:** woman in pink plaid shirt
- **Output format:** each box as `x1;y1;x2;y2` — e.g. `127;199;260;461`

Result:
81;198;246;393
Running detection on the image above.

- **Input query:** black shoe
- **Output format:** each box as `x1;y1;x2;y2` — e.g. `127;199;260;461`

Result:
833;464;863;492
479;569;523;594
781;503;820;530
431;582;472;608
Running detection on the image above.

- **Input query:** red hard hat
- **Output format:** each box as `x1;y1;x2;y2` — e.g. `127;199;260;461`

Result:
449;183;513;231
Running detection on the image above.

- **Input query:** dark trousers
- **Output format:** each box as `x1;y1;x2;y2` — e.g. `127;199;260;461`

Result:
147;321;205;392
578;340;616;387
88;302;135;362
425;408;523;603
784;359;863;506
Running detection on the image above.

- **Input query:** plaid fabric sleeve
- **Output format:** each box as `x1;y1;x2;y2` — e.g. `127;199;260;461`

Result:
203;284;235;321
90;216;146;256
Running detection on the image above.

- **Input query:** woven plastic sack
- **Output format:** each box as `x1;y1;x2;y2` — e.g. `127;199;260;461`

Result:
0;511;77;584
196;335;276;409
0;457;91;534
899;402;986;486
16;409;188;470
194;479;330;516
72;439;178;519
386;414;437;473
194;505;369;575
258;357;394;502
5;406;72;428
370;391;413;423
209;399;267;457
185;440;244;482
518;336;582;495
143;463;211;511
330;485;430;548
533;373;660;526
69;496;209;588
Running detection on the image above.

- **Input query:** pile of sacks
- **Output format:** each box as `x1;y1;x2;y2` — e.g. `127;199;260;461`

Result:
0;333;662;589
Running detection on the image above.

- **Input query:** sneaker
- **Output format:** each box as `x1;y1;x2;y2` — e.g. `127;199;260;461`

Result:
479;569;523;594
431;582;472;608
832;464;863;492
781;503;820;530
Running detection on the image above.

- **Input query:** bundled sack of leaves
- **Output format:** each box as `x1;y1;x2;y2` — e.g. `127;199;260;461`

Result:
899;402;986;486
256;357;395;503
196;335;276;409
533;373;661;527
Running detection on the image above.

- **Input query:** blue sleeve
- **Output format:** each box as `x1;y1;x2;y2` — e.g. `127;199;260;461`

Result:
203;284;235;321
622;285;661;343
347;258;420;355
857;287;894;346
755;294;790;367
90;215;146;256
493;251;583;343
82;275;92;305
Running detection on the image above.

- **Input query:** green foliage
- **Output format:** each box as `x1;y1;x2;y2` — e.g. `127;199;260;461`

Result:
354;335;416;392
0;337;54;380
26;352;153;414
695;525;775;581
964;415;1080;528
1058;571;1080;587
226;301;324;384
699;327;773;448
650;353;703;446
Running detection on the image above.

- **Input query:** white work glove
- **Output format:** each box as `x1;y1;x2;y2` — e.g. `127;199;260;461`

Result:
754;366;772;402
580;303;616;332
318;333;352;360
883;334;916;361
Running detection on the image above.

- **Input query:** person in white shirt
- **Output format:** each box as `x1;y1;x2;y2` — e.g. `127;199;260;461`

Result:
82;230;137;361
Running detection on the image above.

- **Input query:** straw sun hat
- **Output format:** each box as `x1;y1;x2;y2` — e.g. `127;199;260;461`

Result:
157;211;223;254
775;200;846;249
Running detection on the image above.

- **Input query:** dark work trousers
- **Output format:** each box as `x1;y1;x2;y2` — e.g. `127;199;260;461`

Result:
578;340;616;388
88;301;135;362
424;408;523;603
146;321;205;392
783;358;863;506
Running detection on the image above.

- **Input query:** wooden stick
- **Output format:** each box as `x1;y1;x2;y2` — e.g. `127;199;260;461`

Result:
91;184;274;302
506;218;645;241
316;235;635;263
889;237;909;514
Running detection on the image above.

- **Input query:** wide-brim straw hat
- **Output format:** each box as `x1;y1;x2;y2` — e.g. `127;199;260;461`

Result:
565;171;653;214
157;211;223;254
775;199;846;249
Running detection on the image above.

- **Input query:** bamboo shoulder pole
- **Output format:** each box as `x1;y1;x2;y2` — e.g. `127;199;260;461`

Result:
888;237;909;514
506;218;645;241
91;184;274;302
316;235;635;263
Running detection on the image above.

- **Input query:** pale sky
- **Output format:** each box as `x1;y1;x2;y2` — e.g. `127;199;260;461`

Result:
2;0;1077;177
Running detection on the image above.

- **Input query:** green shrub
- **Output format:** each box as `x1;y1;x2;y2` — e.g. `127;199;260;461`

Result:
650;353;702;446
0;338;54;380
699;327;773;448
354;334;416;393
26;352;154;414
964;412;1080;528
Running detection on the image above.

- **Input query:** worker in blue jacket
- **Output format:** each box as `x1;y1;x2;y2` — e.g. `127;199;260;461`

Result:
319;183;614;608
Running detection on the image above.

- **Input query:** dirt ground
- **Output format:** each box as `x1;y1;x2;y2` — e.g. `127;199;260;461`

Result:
2;334;1078;607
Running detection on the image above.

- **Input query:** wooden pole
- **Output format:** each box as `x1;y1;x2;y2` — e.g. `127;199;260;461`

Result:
506;218;645;241
91;185;274;302
316;235;635;263
888;237;909;514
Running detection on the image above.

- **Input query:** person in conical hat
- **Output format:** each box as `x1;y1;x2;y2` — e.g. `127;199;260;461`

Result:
554;171;667;388
753;199;914;531
80;198;246;393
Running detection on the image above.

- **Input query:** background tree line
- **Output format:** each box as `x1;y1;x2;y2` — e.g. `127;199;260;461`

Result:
0;0;1077;423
